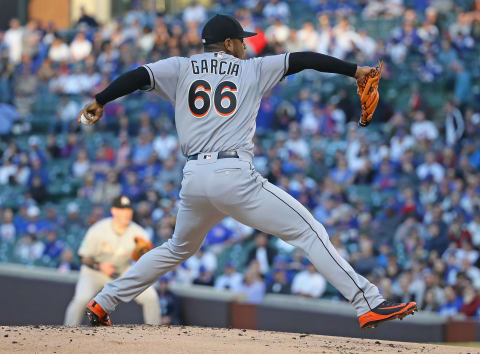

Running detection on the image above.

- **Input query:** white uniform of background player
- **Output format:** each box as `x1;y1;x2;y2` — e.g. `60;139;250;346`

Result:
64;196;160;325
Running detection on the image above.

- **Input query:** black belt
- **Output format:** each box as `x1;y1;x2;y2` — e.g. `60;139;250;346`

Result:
187;150;239;161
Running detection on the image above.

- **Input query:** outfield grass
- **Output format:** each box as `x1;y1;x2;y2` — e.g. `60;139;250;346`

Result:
442;342;480;348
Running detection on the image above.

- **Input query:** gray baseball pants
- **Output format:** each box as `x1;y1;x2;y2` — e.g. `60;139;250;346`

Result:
94;151;384;316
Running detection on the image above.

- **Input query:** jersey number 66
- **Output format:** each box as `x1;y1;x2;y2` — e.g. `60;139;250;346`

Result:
188;79;238;118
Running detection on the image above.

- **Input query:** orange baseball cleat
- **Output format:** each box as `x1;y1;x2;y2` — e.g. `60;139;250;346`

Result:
86;300;111;326
358;301;417;329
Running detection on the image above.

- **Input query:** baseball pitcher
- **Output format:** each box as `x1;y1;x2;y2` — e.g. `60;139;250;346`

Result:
79;14;415;329
64;195;160;325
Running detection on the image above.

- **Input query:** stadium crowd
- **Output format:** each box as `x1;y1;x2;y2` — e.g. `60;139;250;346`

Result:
1;0;480;319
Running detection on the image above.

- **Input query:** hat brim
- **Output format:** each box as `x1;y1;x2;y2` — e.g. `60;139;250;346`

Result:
239;31;257;38
202;31;257;45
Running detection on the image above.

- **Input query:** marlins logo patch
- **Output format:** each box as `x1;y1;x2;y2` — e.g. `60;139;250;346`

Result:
121;196;130;206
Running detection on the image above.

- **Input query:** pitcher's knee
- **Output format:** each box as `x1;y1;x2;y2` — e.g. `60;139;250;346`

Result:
166;239;199;262
278;225;311;242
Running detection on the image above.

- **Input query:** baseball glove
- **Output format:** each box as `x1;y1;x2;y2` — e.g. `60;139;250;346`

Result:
357;61;383;127
131;236;153;261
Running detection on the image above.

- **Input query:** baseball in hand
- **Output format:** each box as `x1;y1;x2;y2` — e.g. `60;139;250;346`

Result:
80;112;94;125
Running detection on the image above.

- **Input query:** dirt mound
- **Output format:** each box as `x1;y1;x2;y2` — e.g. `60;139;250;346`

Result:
0;325;477;353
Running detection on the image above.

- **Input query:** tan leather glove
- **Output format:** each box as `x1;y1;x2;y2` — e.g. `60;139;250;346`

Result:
131;236;153;261
357;61;383;127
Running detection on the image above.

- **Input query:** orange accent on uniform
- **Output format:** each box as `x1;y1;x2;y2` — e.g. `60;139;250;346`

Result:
358;302;416;328
87;300;111;326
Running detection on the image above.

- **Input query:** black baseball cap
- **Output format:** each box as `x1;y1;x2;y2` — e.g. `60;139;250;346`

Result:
112;195;132;209
201;14;257;45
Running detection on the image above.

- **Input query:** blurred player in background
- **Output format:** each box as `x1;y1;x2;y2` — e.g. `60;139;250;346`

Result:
64;195;160;325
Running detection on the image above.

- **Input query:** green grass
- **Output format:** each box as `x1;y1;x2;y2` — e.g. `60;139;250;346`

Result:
440;342;480;348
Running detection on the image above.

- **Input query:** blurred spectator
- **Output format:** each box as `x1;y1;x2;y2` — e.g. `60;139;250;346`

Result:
445;101;464;146
61;132;80;158
0;157;16;184
263;0;290;22
57;249;78;272
426;223;450;256
30;175;47;204
133;132;154;165
291;263;326;298
296;22;318;51
416;152;445;183
92;171;121;204
410;111;439;141
453;61;471;106
239;260;266;304
156;277;181;325
48;36;69;62
69;31;92;62
285;122;309;158
46;134;61;159
438;39;458;69
0;208;16;242
438;286;462;317
77;6;98;28
65;202;83;231
460;285;480;317
351;234;379;275
247;232;276;275
72;149;90;179
187;247;217;286
390;128;415;162
214;263;243;292
363;0;404;19
267;268;291;294
153;130;178;160
330;156;354;186
0;104;18;135
183;1;207;25
15;234;44;262
373;161;397;191
43;230;65;261
45;205;65;231
4;19;23;64
265;18;290;45
469;213;480;247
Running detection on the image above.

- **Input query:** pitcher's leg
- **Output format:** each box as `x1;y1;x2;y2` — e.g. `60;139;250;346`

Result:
94;199;225;313
134;286;161;325
215;174;383;316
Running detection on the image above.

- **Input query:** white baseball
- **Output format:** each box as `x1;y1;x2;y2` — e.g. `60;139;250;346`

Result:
80;113;94;125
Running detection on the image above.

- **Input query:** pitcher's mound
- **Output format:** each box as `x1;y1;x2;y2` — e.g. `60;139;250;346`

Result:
0;325;477;353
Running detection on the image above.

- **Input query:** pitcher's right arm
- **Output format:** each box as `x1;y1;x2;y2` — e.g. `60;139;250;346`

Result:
78;57;181;126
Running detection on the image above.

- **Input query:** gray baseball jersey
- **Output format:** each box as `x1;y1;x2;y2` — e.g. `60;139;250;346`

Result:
94;52;384;319
143;52;289;156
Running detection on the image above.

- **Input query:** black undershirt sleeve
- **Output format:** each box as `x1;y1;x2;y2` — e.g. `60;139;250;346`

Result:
286;52;357;78
95;66;151;106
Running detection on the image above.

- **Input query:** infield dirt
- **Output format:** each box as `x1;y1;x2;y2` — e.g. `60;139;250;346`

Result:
0;325;478;353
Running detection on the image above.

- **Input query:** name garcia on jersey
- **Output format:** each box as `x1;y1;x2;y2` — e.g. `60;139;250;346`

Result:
191;59;239;77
